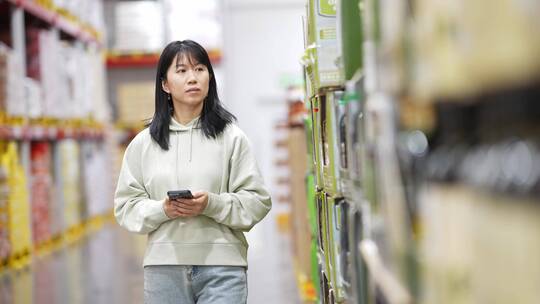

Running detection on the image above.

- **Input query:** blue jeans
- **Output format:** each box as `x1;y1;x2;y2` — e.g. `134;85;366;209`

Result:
144;265;247;304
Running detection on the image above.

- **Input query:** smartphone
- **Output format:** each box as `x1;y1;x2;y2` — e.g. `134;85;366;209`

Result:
167;190;194;200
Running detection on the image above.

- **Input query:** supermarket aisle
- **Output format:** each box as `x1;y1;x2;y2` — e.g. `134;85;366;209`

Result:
246;209;299;304
0;222;146;304
0;210;299;304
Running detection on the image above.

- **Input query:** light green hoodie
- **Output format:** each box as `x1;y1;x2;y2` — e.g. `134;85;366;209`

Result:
114;117;272;266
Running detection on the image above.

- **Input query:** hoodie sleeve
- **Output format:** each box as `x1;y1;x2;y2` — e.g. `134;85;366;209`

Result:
114;135;170;234
202;131;272;231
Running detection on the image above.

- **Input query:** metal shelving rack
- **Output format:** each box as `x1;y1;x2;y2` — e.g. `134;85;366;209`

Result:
1;0;112;270
300;0;540;303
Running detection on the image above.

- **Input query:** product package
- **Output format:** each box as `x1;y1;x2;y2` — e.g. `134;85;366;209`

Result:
303;0;343;98
31;142;53;245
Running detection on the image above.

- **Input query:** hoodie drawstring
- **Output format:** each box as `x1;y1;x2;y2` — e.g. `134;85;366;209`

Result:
189;126;193;162
175;131;180;186
170;116;198;165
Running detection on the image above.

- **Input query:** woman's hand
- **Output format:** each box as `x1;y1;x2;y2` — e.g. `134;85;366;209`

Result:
163;197;186;219
164;191;209;218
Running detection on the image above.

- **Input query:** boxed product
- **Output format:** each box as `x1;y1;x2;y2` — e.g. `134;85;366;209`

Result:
113;1;164;52
31;142;53;245
0;161;10;262
4;143;32;257
0;43;25;117
58;140;82;230
24;77;43;119
88;49;111;122
0;45;7;113
117;81;155;125
39;30;62;118
412;0;540;100
81;141;112;217
303;0;343;98
165;0;222;50
26;27;42;81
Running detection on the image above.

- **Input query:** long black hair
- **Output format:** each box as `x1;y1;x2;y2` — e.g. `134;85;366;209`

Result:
148;40;236;150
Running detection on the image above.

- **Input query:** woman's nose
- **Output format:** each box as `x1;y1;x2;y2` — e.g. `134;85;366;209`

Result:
187;71;197;83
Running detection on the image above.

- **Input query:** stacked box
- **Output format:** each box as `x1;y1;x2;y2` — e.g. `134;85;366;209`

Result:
81;141;112;217
58;140;82;230
56;43;76;120
24;78;43;119
28;29;105;120
27;27;42;81
88;50;111;123
86;0;106;35
166;0;223;50
53;0;105;34
413;0;540;99
0;47;6;112
0;43;25;117
69;45;104;119
0;157;9;261
38;30;62;118
4;143;32;258
23;27;110;121
113;1;164;52
303;0;342;98
321;91;343;197
26;27;45;118
117;81;155;125
76;48;92;119
420;185;540;304
6;49;25;117
59;45;78;119
31;142;53;245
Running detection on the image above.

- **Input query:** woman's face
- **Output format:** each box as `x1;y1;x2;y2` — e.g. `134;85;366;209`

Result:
162;53;210;108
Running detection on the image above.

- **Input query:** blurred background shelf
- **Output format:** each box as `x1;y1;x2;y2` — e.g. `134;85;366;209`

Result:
4;0;102;45
106;49;222;69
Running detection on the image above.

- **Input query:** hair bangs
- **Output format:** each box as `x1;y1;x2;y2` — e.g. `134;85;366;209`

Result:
175;44;210;69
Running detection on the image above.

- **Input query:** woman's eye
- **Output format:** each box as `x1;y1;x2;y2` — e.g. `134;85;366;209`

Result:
196;67;204;72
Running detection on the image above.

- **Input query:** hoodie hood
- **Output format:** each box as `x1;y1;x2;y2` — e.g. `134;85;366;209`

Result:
169;116;201;131
169;116;201;163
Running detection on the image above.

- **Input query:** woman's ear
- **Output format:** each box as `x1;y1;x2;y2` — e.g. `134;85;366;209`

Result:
161;78;170;94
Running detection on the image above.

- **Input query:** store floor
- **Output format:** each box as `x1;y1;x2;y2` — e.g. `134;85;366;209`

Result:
0;209;299;304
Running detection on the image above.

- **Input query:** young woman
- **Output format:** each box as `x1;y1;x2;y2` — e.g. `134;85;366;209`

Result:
114;40;272;304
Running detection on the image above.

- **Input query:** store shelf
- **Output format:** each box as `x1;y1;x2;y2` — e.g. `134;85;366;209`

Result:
106;52;160;69
5;0;101;45
0;123;105;141
107;49;223;69
360;240;412;304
